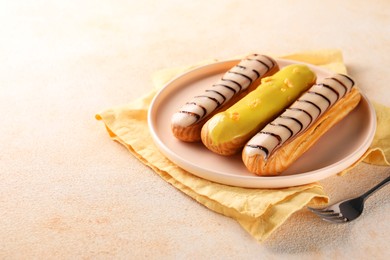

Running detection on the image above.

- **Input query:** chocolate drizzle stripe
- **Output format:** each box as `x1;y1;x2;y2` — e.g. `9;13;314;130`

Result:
297;99;322;115
308;91;331;107
205;89;226;104
280;115;303;133
178;110;200;120
252;69;260;79
287;107;313;126
259;131;282;145
329;77;348;97
194;95;221;107
186;102;206;118
339;74;354;87
227;71;253;85
262;55;275;67
319;83;340;100
270;123;293;139
236;65;247;70
247;58;270;70
246;144;269;158
221;78;242;91
212;84;237;94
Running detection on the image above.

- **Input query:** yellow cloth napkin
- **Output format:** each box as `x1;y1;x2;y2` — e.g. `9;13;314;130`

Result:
96;49;390;242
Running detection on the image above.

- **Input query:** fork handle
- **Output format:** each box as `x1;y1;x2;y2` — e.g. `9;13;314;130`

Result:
361;175;390;201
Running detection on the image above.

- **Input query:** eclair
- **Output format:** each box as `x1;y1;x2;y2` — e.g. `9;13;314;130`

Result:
171;54;279;142
201;64;317;156
242;74;361;175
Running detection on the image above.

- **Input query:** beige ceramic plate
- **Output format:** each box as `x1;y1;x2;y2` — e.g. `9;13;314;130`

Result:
148;59;376;188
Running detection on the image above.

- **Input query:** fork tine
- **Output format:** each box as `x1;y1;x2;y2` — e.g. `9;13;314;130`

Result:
315;210;336;215
316;212;348;222
322;217;348;223
315;212;341;218
307;207;333;214
307;207;321;212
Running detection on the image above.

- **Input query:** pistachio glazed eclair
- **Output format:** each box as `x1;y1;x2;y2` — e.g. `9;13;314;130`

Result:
201;64;317;156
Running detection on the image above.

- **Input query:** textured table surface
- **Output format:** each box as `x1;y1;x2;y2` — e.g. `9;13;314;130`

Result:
1;0;389;258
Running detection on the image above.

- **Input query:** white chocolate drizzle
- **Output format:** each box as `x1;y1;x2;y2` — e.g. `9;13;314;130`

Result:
244;74;355;159
171;54;276;127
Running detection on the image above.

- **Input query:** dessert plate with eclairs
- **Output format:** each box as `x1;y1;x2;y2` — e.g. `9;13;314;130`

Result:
148;54;376;188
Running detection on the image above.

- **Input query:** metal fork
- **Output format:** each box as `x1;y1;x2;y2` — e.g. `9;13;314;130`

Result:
308;175;390;223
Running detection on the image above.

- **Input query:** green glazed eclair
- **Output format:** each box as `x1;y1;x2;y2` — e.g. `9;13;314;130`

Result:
201;64;316;156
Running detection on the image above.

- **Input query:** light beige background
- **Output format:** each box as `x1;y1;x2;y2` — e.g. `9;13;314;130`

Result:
0;0;389;259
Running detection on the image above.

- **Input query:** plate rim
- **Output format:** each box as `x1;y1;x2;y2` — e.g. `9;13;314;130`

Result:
147;58;377;188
